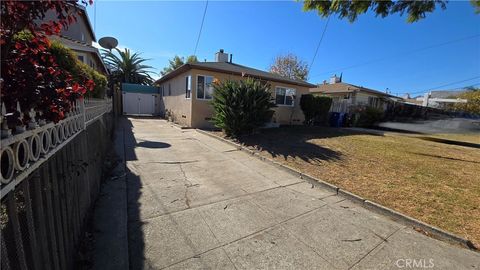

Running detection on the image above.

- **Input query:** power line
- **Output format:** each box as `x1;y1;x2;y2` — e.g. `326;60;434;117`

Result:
193;0;209;57
310;34;480;79
408;76;480;95
309;16;330;73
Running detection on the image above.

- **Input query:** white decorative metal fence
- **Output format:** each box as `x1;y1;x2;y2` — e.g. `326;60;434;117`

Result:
0;98;111;197
0;97;112;270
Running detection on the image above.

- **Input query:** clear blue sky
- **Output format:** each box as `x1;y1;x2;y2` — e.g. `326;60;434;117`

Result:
87;0;480;96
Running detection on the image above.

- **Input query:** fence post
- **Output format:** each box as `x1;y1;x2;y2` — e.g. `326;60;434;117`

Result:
80;98;86;130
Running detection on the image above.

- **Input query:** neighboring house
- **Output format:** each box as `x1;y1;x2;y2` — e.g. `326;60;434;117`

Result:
401;94;423;106
155;49;316;128
42;5;108;74
309;75;400;113
419;90;468;109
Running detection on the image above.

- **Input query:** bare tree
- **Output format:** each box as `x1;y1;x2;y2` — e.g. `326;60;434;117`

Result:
269;53;309;81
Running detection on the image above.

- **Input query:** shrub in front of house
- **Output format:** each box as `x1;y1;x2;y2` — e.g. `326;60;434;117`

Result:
211;78;276;137
50;41;108;98
355;106;384;127
299;94;332;126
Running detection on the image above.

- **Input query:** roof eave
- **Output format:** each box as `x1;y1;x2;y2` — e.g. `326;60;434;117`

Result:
155;64;192;85
155;63;315;88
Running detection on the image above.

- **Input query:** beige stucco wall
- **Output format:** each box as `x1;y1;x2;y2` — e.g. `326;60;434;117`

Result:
159;70;193;127
189;69;309;129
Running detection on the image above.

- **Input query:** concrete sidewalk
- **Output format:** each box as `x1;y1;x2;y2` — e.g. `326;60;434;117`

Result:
120;117;478;270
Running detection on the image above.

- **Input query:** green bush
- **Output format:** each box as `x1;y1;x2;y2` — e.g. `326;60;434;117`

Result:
299;94;332;125
211;78;276;137
50;41;107;98
356;106;384;127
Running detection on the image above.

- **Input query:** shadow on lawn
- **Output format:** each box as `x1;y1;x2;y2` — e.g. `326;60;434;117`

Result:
238;126;376;163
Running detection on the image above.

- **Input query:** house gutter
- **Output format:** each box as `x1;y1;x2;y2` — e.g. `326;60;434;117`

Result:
155;64;316;88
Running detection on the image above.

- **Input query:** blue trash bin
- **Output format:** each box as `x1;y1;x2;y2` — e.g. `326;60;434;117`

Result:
330;112;340;127
338;113;345;127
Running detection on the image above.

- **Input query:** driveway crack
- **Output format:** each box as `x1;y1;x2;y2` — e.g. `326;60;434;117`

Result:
179;164;191;208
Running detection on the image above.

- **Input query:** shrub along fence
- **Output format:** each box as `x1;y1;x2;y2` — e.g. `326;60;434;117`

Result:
0;98;113;270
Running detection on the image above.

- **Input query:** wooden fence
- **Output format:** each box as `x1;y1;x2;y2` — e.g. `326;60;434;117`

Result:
0;98;113;270
329;100;351;113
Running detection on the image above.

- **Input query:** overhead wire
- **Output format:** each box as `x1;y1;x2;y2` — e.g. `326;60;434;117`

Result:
310;34;480;79
193;0;209;57
408;76;480;95
309;16;330;73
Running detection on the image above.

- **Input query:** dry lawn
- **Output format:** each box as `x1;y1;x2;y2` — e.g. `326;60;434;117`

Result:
231;127;480;247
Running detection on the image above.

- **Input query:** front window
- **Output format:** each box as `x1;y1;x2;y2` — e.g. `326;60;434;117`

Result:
275;87;296;106
197;75;214;100
185;76;191;99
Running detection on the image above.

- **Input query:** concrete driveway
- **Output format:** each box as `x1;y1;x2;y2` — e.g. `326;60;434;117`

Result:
120;118;479;270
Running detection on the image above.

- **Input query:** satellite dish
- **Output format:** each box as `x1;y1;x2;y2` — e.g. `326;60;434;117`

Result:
98;36;118;50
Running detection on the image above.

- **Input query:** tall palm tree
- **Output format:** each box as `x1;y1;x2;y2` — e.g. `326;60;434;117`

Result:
102;48;155;85
160;55;198;76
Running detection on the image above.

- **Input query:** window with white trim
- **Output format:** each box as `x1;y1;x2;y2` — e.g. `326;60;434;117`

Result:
185;76;192;99
197;75;214;100
275;87;296;106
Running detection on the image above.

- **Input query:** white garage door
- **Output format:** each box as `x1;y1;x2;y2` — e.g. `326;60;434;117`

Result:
123;92;156;115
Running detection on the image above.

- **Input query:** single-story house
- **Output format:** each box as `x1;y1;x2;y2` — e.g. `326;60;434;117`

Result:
309;75;400;113
155;50;316;128
420;90;468;109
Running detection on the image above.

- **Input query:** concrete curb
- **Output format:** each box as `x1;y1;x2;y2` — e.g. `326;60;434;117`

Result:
363;200;477;250
195;129;478;251
169;122;194;130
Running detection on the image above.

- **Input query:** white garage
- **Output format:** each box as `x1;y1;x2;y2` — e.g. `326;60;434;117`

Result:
121;83;161;115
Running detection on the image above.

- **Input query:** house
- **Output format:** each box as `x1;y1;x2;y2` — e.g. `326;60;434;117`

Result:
42;5;108;74
155;49;316;128
401;94;424;106
309;75;400;113
419;90;468;109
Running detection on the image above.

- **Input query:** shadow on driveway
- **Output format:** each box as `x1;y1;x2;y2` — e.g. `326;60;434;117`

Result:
120;117;211;269
237;126;380;163
136;141;171;149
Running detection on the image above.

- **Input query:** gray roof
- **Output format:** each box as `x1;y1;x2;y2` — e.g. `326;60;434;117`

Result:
156;61;316;88
310;82;399;98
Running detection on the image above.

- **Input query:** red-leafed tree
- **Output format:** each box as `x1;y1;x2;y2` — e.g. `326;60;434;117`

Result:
1;0;94;124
